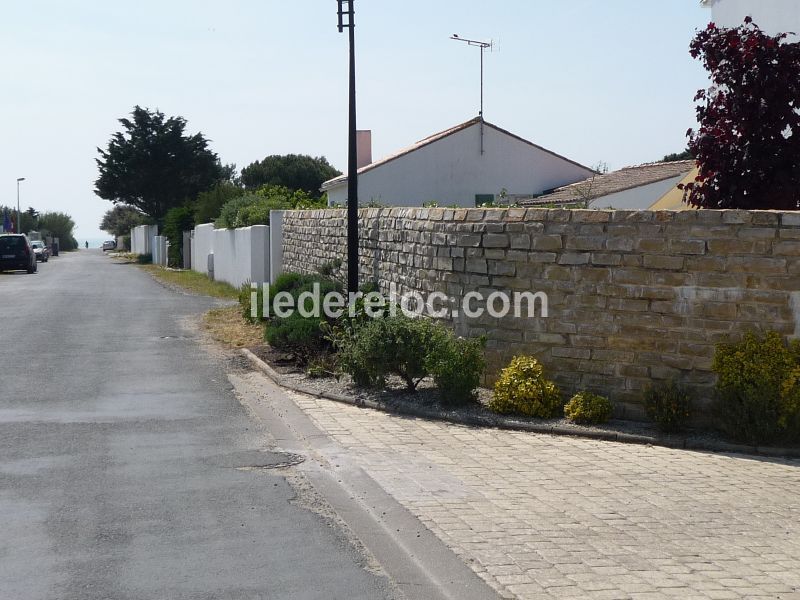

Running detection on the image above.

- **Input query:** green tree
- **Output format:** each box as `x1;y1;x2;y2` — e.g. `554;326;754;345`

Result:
661;150;693;162
95;106;223;221
215;185;323;229
240;154;340;197
194;181;244;225
100;204;148;237
20;207;39;234
39;212;78;251
162;206;195;267
1;206;40;234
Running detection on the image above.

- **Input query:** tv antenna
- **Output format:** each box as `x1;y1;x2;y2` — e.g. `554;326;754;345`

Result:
451;34;493;154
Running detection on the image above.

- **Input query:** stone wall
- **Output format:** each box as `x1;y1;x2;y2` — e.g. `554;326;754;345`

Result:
282;207;800;417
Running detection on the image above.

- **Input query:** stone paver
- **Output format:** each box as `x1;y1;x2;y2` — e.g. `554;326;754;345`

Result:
289;392;800;600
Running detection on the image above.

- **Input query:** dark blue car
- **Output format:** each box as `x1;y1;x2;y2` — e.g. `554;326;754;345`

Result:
0;234;38;274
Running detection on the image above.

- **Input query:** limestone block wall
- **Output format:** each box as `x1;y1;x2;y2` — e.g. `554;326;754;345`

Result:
282;207;800;413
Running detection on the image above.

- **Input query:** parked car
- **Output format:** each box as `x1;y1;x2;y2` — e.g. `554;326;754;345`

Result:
30;240;49;262
102;240;117;251
0;234;37;274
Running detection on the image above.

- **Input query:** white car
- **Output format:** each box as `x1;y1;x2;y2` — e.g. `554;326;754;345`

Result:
30;240;49;262
102;240;117;251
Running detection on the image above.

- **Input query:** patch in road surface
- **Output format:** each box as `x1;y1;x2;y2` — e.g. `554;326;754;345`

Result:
205;449;306;471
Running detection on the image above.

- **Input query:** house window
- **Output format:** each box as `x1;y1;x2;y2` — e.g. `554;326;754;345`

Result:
475;194;494;207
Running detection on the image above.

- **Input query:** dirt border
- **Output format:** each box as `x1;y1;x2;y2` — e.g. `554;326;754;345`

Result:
241;348;800;460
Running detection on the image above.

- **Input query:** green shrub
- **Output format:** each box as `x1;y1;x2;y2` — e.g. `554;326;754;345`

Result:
429;335;486;406
136;253;152;264
643;380;693;433
317;258;343;279
306;352;338;379
215;185;325;229
261;272;345;362
489;356;562;418
162;206;195;267
335;314;445;391
250;272;344;321
564;392;613;424
195;182;244;226
239;281;268;323
265;313;327;363
712;331;800;444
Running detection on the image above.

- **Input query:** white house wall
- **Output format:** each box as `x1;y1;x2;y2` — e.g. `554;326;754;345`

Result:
328;122;594;208
706;0;799;38
587;175;687;211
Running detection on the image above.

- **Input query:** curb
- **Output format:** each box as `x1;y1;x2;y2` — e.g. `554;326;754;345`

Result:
240;349;800;460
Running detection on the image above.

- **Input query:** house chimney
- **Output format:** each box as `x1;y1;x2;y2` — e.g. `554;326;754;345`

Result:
356;130;372;169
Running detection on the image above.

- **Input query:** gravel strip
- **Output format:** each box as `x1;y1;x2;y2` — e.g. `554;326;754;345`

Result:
243;347;800;459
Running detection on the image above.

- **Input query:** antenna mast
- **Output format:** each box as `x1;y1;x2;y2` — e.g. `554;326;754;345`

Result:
451;34;493;154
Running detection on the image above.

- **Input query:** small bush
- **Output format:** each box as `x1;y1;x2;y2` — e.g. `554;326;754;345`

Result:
265;313;327;363
136;253;152;264
714;384;784;444
335;314;445;391
429;336;487;407
712;331;800;444
239;281;268;323
306;352;338;379
489;356;562;418
261;273;344;362
317;258;343;279
564;392;613;425
643;380;693;433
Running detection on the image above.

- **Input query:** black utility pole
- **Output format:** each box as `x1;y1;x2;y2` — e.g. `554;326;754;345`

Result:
338;0;359;294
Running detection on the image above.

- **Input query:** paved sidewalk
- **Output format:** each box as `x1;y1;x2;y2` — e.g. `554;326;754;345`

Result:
289;392;800;600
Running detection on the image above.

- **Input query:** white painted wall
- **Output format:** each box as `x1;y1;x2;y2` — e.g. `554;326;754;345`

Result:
131;224;158;255
587;175;687;210
191;223;215;275
152;236;169;266
326;122;594;208
190;224;271;288
705;0;799;38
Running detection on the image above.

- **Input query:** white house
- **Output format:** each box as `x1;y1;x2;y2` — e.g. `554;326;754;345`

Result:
701;0;799;38
521;161;696;211
321;117;596;208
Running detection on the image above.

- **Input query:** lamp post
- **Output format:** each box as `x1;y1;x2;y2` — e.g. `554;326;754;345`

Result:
16;178;25;234
337;0;359;294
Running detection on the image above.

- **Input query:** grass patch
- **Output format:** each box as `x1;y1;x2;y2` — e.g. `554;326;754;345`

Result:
140;265;239;299
203;305;264;348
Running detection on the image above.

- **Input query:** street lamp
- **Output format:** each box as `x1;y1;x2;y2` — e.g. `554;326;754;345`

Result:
16;177;25;234
337;0;359;295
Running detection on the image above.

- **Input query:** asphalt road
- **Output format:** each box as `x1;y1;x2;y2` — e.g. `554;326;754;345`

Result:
0;251;394;600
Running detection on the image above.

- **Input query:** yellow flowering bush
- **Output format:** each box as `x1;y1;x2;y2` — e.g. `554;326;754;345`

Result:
712;331;800;444
564;392;613;425
489;356;562;418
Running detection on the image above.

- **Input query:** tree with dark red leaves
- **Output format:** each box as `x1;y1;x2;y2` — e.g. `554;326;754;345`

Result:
682;18;800;210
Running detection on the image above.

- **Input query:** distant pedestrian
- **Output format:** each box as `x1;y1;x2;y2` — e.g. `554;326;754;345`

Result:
85;241;88;249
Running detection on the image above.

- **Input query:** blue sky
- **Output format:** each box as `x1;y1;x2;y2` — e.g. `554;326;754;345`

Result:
0;1;712;241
